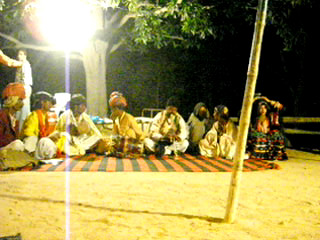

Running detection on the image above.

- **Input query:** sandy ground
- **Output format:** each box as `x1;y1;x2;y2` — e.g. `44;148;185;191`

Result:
0;149;319;240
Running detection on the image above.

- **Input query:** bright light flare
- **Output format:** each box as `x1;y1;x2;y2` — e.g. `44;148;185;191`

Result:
35;0;96;51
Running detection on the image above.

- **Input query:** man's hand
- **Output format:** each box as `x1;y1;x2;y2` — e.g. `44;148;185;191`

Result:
163;134;181;142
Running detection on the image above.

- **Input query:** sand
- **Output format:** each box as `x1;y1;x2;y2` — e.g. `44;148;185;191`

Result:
0;149;319;240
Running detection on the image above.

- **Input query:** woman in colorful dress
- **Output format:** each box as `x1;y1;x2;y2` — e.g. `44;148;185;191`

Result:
247;96;288;160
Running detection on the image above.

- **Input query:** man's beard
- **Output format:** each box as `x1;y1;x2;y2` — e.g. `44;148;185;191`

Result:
166;112;176;118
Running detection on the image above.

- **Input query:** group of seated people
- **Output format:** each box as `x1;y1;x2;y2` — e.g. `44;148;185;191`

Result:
0;82;288;161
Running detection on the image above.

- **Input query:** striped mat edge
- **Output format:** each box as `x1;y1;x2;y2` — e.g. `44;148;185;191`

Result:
23;154;280;172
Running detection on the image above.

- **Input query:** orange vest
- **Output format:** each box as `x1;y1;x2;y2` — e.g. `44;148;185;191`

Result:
36;110;57;138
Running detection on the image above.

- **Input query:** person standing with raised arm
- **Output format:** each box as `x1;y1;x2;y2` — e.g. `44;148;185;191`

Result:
0;49;23;68
15;49;33;131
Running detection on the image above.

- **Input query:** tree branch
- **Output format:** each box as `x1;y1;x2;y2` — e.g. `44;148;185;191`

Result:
0;32;83;61
109;10;120;25
109;39;124;54
165;35;184;41
0;32;23;47
117;13;136;28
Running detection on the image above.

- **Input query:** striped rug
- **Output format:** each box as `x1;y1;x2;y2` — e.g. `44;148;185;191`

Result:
27;154;280;172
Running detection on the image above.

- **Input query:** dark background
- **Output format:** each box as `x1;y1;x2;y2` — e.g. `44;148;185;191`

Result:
1;3;319;121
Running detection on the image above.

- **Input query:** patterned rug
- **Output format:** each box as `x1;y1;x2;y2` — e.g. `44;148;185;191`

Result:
21;154;280;172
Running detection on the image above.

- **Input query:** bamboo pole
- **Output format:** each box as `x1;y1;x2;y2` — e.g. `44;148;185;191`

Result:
224;0;269;223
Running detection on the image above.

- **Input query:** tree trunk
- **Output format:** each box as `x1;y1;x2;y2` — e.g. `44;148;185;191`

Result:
82;40;108;117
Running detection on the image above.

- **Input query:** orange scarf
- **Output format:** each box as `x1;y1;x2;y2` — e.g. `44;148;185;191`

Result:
36;110;57;138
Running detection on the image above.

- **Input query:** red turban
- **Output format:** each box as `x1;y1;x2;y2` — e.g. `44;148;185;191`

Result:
2;83;26;99
109;91;127;108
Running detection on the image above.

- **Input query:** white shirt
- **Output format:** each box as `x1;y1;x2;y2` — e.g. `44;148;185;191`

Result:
150;110;188;141
15;60;33;86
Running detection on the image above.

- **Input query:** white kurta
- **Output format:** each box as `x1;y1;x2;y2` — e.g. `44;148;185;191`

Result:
199;120;238;159
23;136;57;160
35;137;57;160
56;110;102;155
15;60;33;131
0;139;25;152
144;110;189;155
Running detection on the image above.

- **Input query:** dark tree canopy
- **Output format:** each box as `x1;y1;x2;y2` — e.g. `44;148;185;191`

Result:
1;0;318;117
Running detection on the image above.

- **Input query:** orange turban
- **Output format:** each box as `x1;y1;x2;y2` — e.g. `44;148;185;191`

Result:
109;91;127;108
2;83;26;99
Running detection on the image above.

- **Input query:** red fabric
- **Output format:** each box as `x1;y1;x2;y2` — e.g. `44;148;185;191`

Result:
2;83;26;99
109;91;127;108
18;154;281;172
0;110;19;148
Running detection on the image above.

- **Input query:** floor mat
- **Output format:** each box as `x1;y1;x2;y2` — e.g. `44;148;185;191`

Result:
19;154;281;172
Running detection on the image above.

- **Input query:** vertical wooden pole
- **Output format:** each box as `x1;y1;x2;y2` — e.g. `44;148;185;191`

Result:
224;0;269;223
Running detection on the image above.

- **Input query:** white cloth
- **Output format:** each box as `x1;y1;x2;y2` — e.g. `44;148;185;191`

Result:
16;85;31;131
144;137;189;155
57;110;102;154
15;60;33;85
59;110;102;137
199;121;238;159
35;137;57;160
15;60;33;131
144;110;189;154
0;139;25;151
73;134;101;151
149;111;188;141
24;136;57;160
24;135;38;153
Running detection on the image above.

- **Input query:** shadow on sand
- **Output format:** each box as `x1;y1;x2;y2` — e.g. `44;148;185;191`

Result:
1;193;224;224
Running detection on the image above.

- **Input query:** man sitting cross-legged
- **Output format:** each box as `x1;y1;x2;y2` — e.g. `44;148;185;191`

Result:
0;83;26;151
144;96;189;156
106;91;145;157
20;91;58;159
52;94;108;156
110;91;145;141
